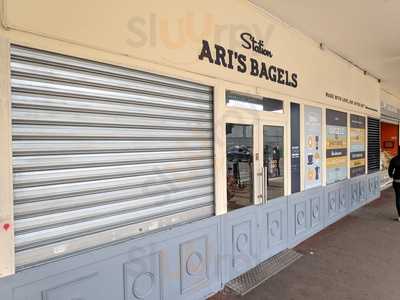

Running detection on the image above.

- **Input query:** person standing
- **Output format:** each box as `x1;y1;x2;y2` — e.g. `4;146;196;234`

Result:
388;150;400;221
272;145;281;177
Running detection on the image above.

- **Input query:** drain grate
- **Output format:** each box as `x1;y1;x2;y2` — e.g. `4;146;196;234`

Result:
226;249;303;296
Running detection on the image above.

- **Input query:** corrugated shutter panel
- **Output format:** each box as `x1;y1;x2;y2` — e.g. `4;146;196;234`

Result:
367;117;380;173
10;45;214;269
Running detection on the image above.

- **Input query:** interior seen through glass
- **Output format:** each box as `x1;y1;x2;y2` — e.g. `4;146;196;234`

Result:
226;123;254;211
263;125;285;200
226;123;285;211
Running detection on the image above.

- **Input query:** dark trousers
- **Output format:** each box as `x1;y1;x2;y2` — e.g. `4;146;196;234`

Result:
393;182;400;217
276;160;280;177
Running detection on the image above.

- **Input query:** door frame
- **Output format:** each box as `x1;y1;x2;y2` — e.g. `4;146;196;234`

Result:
258;119;288;204
219;84;290;213
224;116;288;208
224;116;260;207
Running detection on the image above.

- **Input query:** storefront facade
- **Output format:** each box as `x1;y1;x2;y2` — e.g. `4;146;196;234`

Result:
0;1;383;299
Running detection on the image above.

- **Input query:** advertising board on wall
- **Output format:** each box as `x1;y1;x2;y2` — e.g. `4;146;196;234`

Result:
304;105;322;189
350;114;366;177
326;109;348;184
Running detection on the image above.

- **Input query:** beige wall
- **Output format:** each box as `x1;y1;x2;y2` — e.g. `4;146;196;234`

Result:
0;37;14;278
1;0;380;116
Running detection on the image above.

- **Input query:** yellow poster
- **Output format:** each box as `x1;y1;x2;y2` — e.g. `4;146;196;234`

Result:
350;114;366;177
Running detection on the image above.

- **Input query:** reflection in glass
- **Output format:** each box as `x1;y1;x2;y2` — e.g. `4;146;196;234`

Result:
226;123;254;211
263;125;284;200
226;92;284;113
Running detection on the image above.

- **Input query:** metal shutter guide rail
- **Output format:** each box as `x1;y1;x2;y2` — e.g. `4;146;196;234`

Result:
10;44;215;268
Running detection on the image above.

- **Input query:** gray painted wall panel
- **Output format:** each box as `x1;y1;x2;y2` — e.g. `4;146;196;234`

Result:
338;182;350;214
350;178;361;209
366;172;380;203
359;177;368;204
288;187;324;248
221;206;259;284
164;219;221;300
324;181;350;226
258;197;288;261
0;176;382;300
349;176;371;211
0;216;221;300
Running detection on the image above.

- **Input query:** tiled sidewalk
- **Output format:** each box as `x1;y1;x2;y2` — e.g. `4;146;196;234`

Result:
211;187;400;300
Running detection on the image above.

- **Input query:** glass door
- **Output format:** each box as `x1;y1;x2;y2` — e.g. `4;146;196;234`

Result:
225;120;286;210
259;123;285;202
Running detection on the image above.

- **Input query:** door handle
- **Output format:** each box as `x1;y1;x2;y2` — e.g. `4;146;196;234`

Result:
262;167;266;203
257;168;266;203
257;170;263;202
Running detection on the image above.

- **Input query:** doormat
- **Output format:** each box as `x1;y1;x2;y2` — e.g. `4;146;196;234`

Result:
226;249;303;296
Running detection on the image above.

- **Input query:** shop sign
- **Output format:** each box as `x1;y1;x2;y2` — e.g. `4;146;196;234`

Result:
325;92;366;110
198;33;298;88
381;102;400;119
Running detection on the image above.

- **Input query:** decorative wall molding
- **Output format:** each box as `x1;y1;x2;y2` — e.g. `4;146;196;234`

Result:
0;174;381;300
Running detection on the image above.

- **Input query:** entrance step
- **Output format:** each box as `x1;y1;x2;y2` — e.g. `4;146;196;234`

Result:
226;249;303;296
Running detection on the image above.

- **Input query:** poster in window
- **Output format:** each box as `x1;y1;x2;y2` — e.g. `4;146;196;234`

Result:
304;105;322;189
350;114;366;177
326;109;347;184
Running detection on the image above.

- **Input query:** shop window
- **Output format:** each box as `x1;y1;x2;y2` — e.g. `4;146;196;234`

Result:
380;121;397;176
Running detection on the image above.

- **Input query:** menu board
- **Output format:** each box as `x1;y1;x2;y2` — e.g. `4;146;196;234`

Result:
304;106;322;189
326;109;348;184
350;114;366;177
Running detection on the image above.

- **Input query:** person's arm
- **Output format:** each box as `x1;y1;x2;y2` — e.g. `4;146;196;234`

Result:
388;158;395;178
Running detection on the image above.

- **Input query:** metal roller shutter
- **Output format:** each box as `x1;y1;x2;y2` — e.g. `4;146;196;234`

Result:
10;45;215;268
